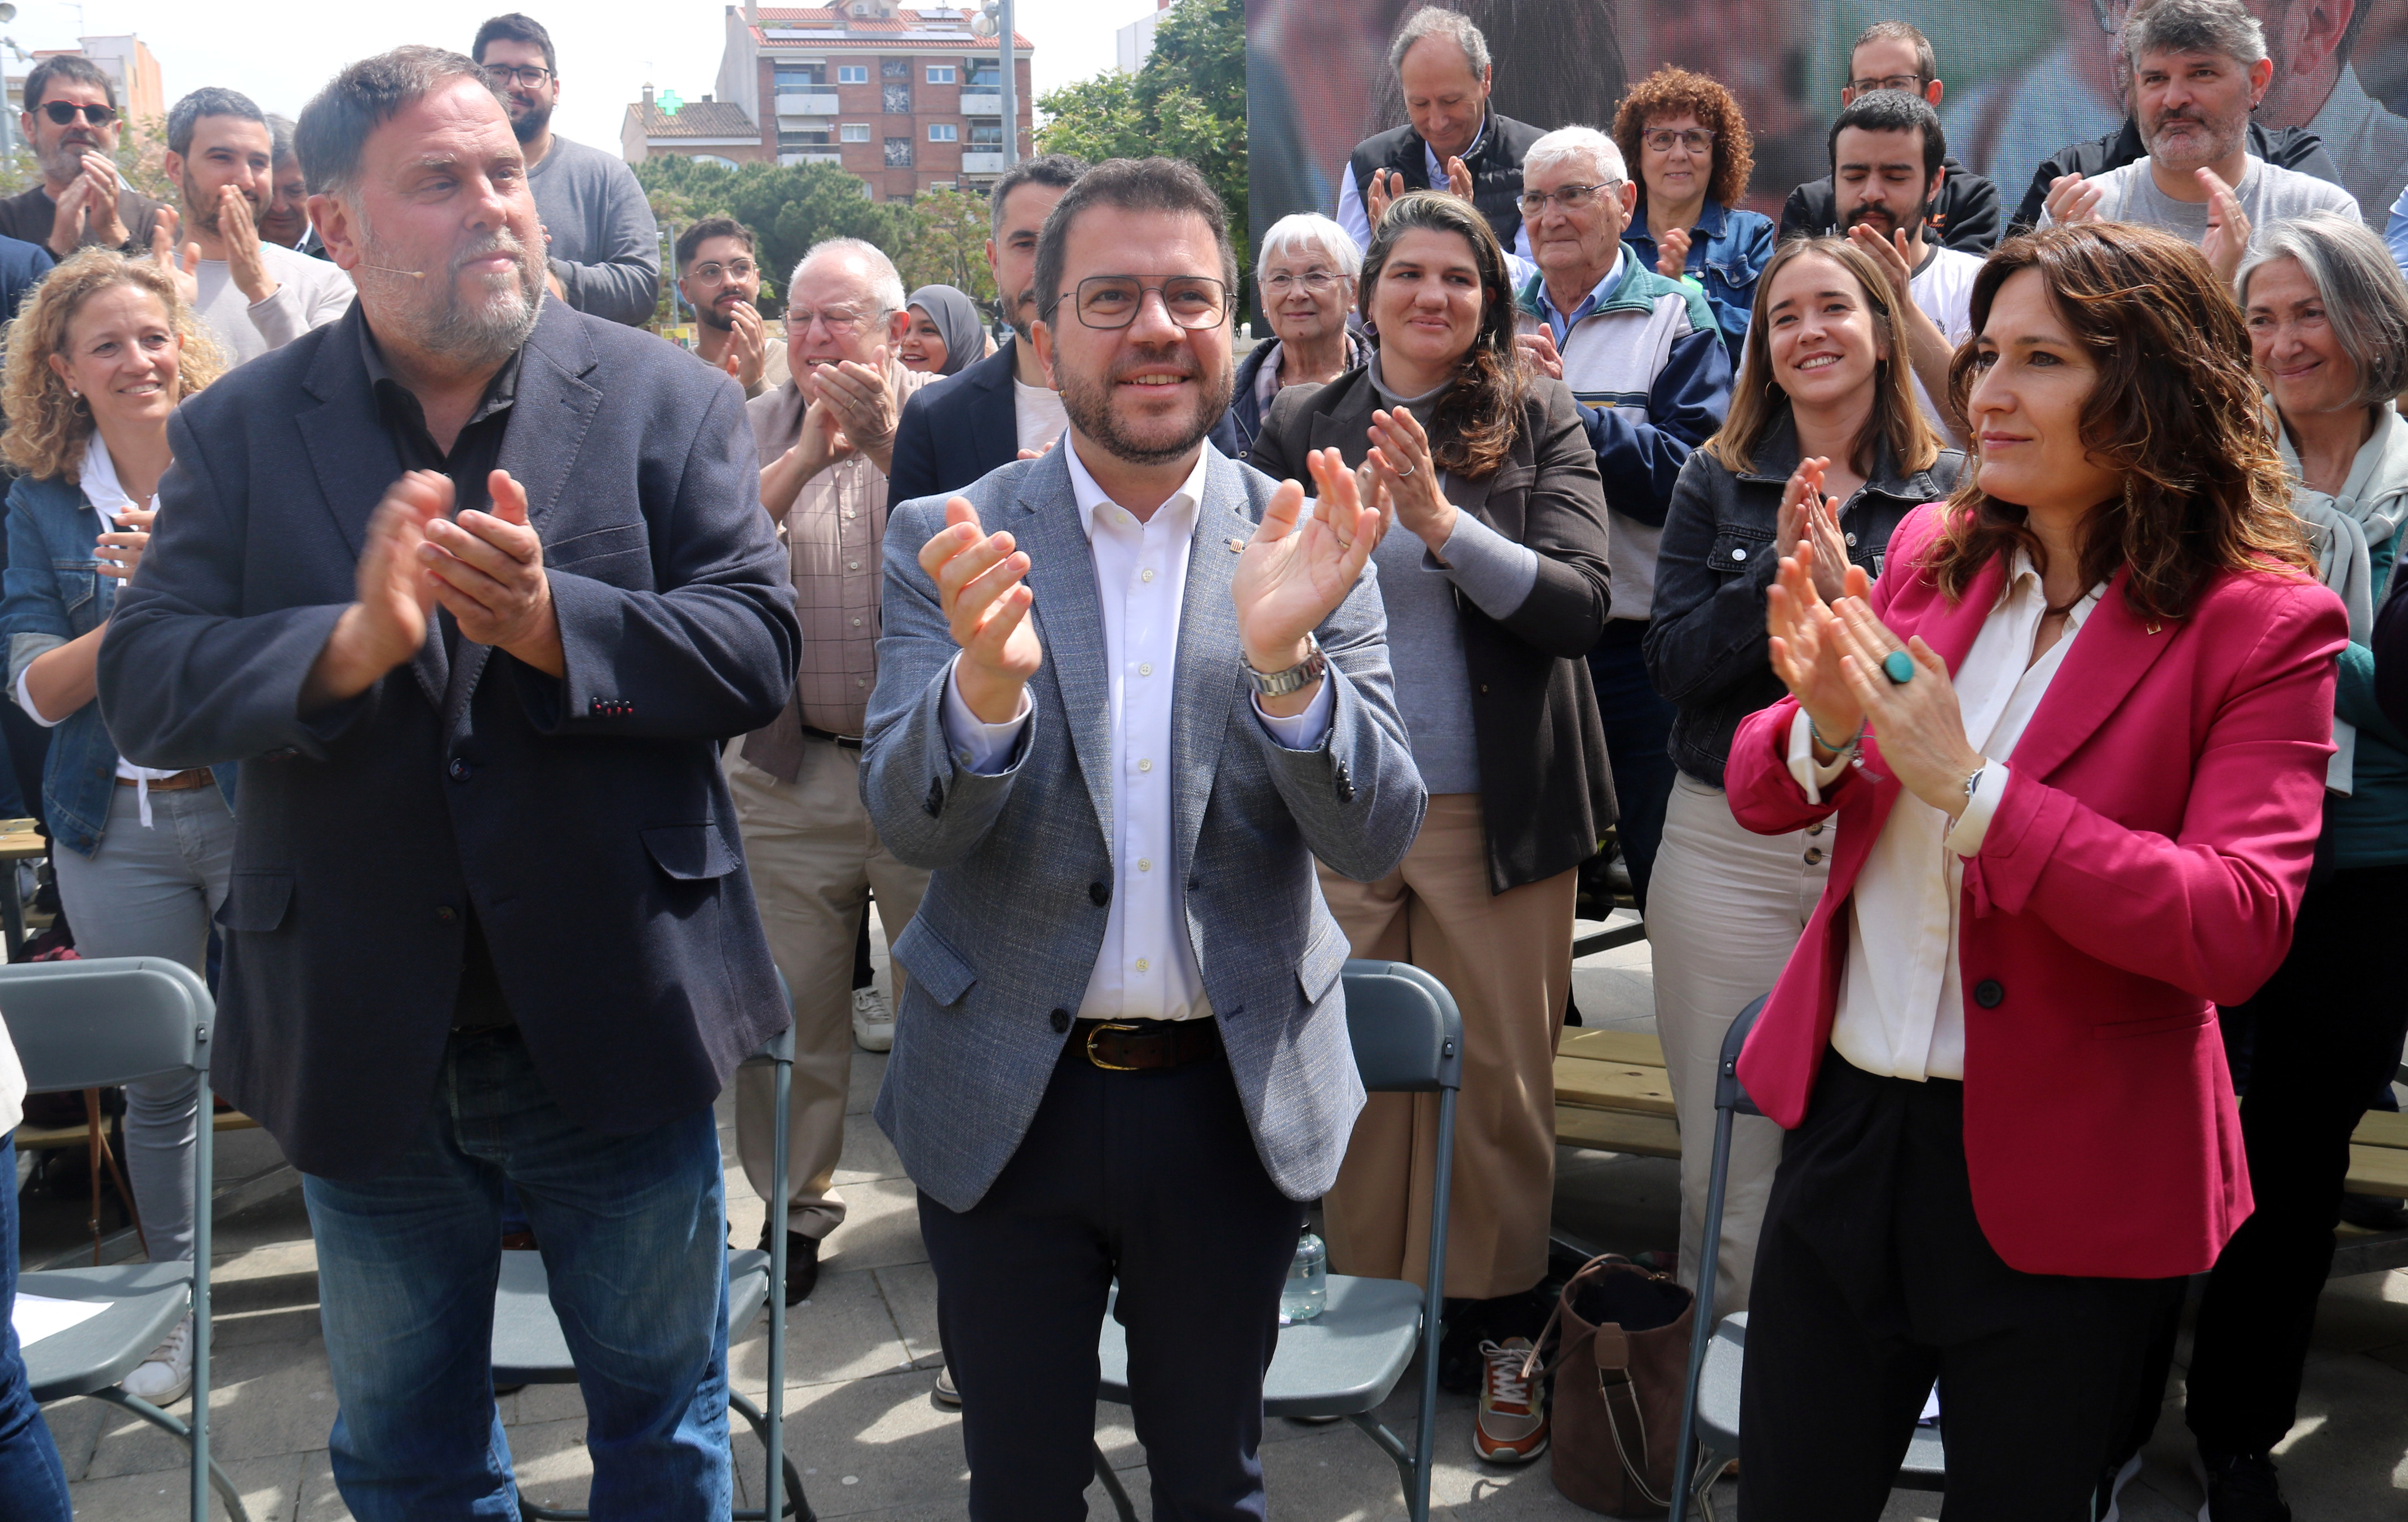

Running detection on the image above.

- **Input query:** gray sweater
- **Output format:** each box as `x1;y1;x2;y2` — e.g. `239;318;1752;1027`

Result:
1364;361;1539;794
528;133;662;326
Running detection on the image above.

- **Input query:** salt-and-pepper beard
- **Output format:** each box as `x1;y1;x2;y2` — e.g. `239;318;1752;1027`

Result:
357;215;547;370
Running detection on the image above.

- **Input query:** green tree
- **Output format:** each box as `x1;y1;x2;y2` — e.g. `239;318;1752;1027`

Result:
634;156;911;303
1035;0;1247;267
895;184;996;304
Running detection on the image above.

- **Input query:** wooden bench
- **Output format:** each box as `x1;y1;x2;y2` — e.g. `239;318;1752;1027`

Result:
1556;1028;2408;1276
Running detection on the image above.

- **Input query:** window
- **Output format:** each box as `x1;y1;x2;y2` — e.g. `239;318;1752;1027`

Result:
774;64;825;87
968;63;999;87
884;136;913;167
881;59;910;79
882;83;911;114
840;123;870;143
968;121;1003;147
837;64;867;84
777;129;831;148
926;65;956;84
928;122;958;142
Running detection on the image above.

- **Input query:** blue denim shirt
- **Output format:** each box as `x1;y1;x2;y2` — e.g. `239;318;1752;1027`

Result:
1622;199;1777;366
0;471;234;855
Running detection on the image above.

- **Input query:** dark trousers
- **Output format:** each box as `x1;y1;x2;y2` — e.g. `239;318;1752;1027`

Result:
1589;623;1676;910
1739;1053;2175;1521
2156;862;2408;1456
918;1038;1306;1521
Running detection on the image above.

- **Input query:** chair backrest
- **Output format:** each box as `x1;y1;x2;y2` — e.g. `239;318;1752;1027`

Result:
1715;995;1768;1118
0;957;213;1094
1341;959;1463;1094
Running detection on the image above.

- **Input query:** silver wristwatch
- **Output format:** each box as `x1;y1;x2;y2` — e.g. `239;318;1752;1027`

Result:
1242;634;1327;697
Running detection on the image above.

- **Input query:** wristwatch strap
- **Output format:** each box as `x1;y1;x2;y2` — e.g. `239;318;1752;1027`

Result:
1243;634;1327;697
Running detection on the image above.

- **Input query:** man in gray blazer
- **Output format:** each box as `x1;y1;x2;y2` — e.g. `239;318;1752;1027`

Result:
862;157;1424;1518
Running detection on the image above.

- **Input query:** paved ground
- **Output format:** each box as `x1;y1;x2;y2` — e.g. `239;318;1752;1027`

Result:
21;924;2408;1520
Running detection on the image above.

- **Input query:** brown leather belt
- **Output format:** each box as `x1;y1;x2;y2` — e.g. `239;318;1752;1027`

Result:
117;768;214;791
1074;1017;1221;1072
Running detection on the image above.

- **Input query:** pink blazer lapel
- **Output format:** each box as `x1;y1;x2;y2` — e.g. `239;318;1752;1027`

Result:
1994;569;2177;784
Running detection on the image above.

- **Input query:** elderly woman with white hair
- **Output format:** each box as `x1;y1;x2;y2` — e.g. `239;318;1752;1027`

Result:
1227;213;1369;466
2100;209;2408;1520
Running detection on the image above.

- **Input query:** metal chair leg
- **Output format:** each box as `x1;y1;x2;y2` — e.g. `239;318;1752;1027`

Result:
88;1387;251;1522
1668;1106;1735;1522
1092;1439;1140;1522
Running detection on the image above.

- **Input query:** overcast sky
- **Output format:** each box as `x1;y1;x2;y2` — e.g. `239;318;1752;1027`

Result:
6;0;1154;151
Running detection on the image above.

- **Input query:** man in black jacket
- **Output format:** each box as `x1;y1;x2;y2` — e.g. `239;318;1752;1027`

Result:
1336;6;1541;259
2007;117;2338;236
99;47;799;1519
1780;21;2001;253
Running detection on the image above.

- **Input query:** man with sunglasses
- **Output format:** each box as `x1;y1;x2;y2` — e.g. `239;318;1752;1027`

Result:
472;12;660;325
1778;21;2002;253
673;216;787;400
0;55;167;262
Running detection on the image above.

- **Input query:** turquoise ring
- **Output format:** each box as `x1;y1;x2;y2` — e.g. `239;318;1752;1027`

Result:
1882;649;1915;685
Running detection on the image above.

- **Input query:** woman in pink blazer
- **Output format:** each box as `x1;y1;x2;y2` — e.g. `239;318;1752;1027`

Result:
1725;222;2346;1520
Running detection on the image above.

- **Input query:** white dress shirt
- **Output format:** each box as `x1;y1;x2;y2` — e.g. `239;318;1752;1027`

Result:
1786;553;2102;1081
941;441;1334;1020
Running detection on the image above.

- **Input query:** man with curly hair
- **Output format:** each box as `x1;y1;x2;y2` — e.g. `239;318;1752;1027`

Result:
1780;21;2003;253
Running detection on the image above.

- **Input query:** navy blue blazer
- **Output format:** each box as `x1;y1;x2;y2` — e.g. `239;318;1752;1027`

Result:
888;333;1243;502
98;299;801;1179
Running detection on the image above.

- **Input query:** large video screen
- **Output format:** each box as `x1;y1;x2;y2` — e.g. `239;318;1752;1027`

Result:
1246;0;2408;246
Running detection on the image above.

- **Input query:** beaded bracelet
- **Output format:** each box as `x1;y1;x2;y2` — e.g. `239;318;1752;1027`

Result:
1808;714;1865;756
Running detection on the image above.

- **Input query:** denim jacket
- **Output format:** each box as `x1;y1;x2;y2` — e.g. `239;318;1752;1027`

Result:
0;471;235;855
1644;414;1965;786
1622;199;1776;368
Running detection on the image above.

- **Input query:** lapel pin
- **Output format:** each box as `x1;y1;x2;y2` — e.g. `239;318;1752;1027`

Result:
1228;537;1246;553
2147;621;2162;635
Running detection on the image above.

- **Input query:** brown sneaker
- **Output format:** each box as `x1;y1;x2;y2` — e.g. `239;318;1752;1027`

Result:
1472;1337;1548;1464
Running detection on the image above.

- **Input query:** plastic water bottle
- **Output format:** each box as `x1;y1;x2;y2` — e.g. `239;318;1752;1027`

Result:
1281;1230;1327;1325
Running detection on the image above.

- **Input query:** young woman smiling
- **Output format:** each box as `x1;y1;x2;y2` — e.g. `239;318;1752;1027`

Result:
1247;190;1611;1465
1727;222;2341;1517
0;249;230;1407
1642;236;1960;1321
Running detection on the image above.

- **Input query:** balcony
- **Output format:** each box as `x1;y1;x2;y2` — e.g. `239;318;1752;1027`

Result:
958;91;1002;114
774;90;840;116
959;151;1007;175
779;150;846;166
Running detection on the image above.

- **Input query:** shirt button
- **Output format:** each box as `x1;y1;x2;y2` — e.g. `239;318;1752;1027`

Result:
855;677;866;687
957;750;973;766
435;905;458;924
1138;758;1153;773
1804;846;1825;865
1805;822;1825;837
1138;857;1152;871
448;758;471;781
851;617;863;628
1141;568;1156;583
1139;662;1153;676
843;507;856;519
1730;547;1747;561
1135;957;1149;973
847;560;860;571
1845;532;1860;547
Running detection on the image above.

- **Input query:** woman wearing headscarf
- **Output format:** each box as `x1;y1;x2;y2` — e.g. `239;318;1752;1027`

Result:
898;284;988;378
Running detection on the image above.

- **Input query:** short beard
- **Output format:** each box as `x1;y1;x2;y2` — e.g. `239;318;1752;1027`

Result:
698;299;736;332
508;95;554;146
1054;346;1233;468
1843;195;1932;240
38;138;92;185
181;170;250;238
368;219;547;369
2143;108;2245;169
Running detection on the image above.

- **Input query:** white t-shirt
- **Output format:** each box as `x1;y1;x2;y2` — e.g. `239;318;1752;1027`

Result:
192;241;357;368
1908;244;1983;441
1013;376;1070;456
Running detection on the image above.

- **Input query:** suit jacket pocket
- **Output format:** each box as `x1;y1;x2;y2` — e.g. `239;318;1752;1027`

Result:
892;916;976;1007
1296;919;1347;1003
215;870;293;932
2092;1007;2213;1039
546;523;654;584
641;822;741;880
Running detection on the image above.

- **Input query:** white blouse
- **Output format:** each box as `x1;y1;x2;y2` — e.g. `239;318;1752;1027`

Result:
1786;552;2105;1081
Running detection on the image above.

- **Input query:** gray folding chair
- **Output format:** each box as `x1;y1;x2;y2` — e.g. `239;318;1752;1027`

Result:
1667;996;1943;1522
1092;959;1464;1522
490;1017;809;1522
7;955;247;1522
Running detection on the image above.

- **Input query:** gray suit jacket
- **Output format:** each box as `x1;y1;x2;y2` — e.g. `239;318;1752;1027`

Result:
862;444;1426;1211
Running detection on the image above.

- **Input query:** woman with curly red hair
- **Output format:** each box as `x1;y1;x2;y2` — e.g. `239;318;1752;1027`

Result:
1612;65;1773;362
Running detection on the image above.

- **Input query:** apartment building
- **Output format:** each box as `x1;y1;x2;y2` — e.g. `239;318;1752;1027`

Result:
622;2;1034;203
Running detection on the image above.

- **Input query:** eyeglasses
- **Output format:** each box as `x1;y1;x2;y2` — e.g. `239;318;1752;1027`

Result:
688;259;758;285
483;64;555;89
36;101;116;126
1844;73;1927;95
1640;127;1716;154
785;306;877;335
1052;275;1229;331
1260;270;1344;295
1519;182;1618;215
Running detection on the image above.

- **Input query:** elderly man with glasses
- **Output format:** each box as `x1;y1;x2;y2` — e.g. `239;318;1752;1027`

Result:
471;11;661;324
728;236;933;1308
0;54;168;260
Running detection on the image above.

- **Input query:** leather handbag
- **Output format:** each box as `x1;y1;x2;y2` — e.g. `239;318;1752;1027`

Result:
1530;1253;1694;1517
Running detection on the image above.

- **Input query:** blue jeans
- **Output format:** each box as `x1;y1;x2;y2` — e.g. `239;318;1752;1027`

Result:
0;1131;74;1520
303;1028;732;1521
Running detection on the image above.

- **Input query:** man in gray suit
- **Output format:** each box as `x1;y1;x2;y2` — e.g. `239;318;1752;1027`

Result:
862;157;1426;1517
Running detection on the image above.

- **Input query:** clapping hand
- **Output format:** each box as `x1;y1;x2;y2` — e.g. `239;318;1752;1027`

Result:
1365;406;1453;551
1765;529;1870;756
2198;167;2251;287
1441;155;1475;201
1233;448;1384;710
803;346;897;473
920;496;1041;723
1845;222;1917;310
1776;456;1854;604
303;471;449;709
1656;224;1692;280
723;299;769;393
95;505;154;582
147;209;200;308
218;185;278;304
2043;172;2104;225
418;470;562;676
1825;594;1984;818
1515;328;1564;380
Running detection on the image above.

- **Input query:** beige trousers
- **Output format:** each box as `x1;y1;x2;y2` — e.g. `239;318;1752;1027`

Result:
1317;793;1578;1300
1646;771;1829;1316
727;742;929;1238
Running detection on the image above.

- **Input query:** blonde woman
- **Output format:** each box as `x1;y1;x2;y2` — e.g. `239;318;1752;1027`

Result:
0;248;226;1405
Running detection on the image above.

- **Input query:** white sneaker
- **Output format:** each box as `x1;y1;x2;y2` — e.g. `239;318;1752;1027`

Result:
852;987;895;1052
122;1313;193;1406
932;1362;960;1408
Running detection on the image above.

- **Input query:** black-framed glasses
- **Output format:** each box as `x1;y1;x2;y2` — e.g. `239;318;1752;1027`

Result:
483;64;555;89
1640;127;1717;154
1054;275;1228;331
1844;73;1927;95
687;259;758;285
37;101;116;126
1518;182;1618;215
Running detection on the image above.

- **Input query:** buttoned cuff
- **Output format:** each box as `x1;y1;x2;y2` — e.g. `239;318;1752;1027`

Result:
1946;760;2008;857
1252;675;1334;749
940;654;1032;775
1785;708;1855;803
